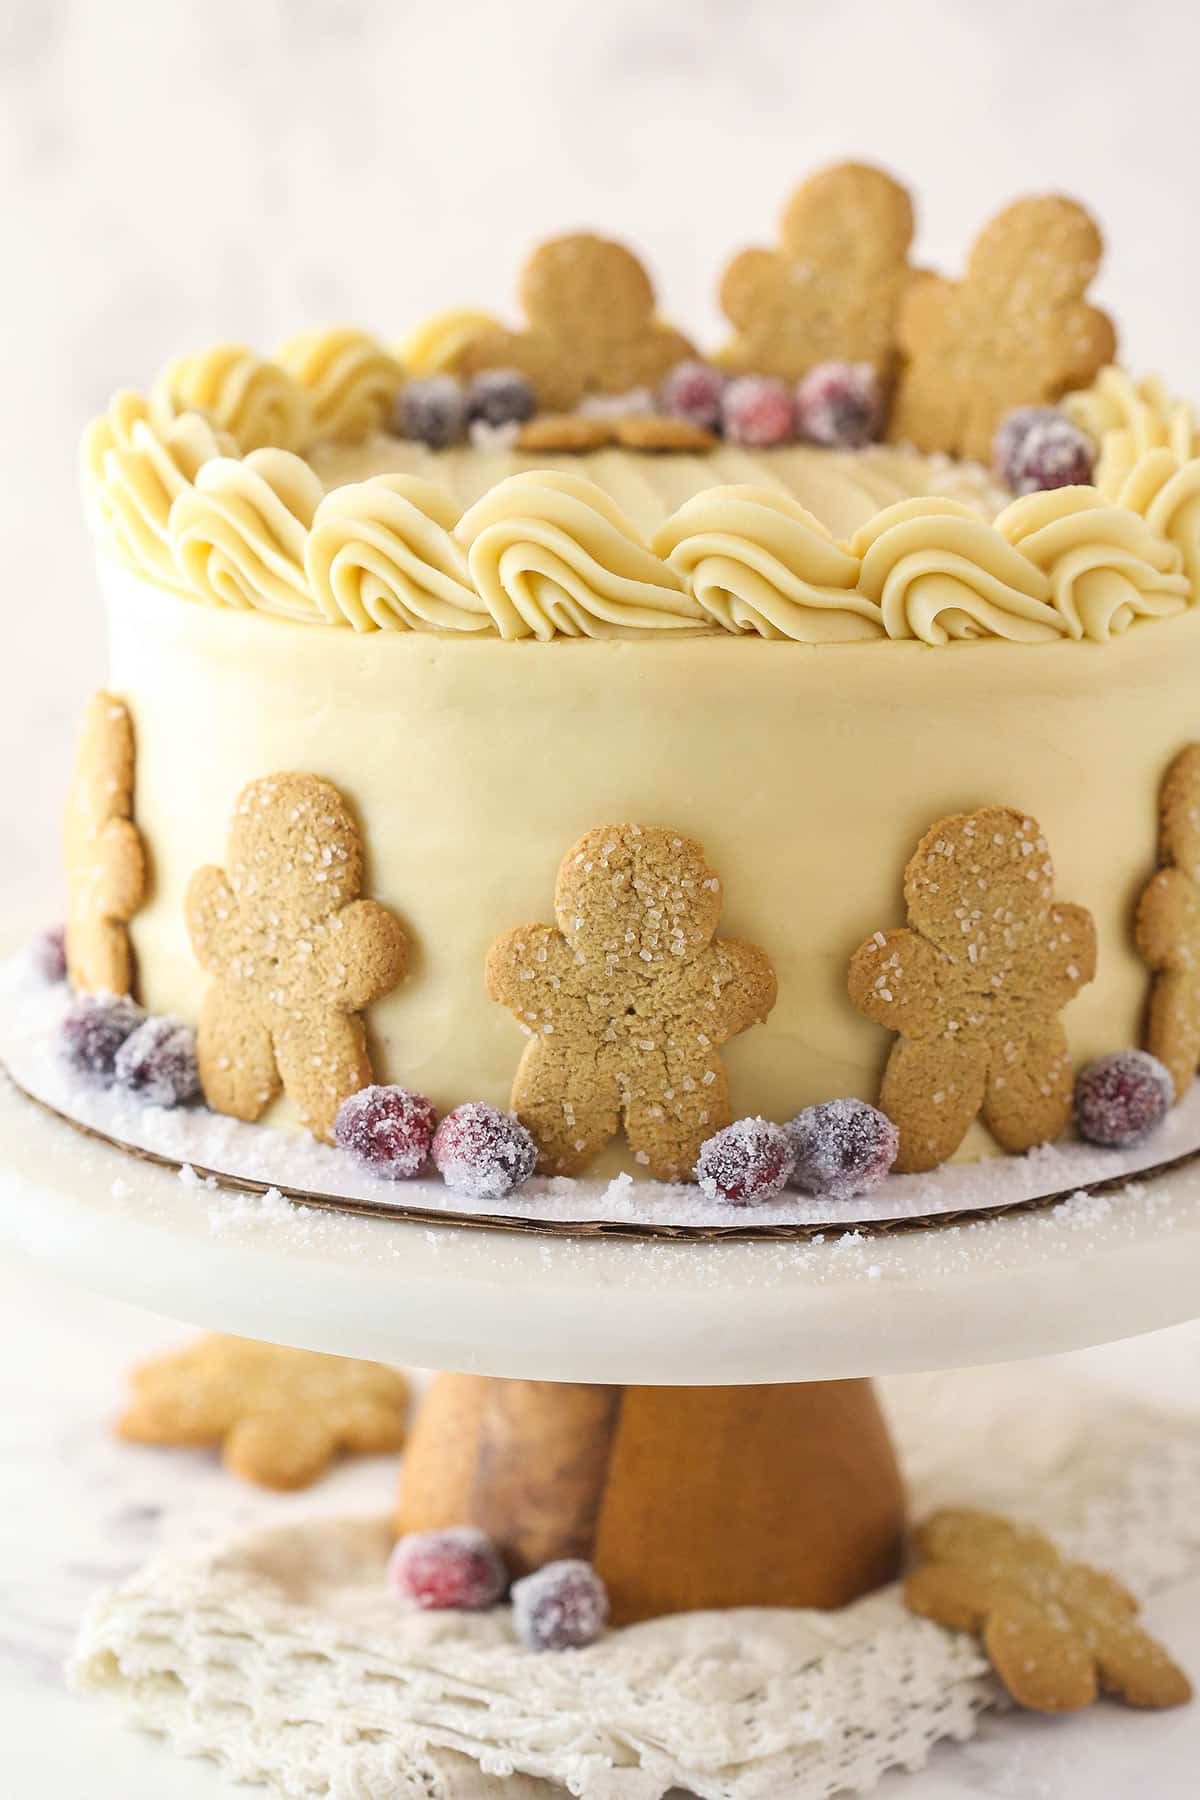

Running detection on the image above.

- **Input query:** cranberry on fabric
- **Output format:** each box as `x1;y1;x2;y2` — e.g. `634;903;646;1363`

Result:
695;1116;795;1203
387;1527;507;1611
335;1084;438;1180
788;1098;899;1201
511;1558;609;1651
432;1102;537;1200
1074;1051;1173;1148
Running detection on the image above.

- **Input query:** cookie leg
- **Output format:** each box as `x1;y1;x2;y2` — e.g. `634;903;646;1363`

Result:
1145;969;1200;1102
223;1410;338;1490
510;1038;620;1175
881;1038;988;1173
982;1022;1072;1154
196;983;279;1124
272;1011;374;1143
623;1049;731;1183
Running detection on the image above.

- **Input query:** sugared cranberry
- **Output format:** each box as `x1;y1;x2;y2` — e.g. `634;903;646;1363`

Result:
1074;1051;1173;1148
386;1527;507;1611
657;359;727;432
788;1098;899;1201
113;1016;200;1107
394;375;466;449
465;368;536;430
59;994;145;1082
334;1084;438;1180
432;1102;537;1199
695;1116;795;1204
31;924;67;985
794;361;883;449
511;1559;609;1651
721;375;795;447
994;407;1095;493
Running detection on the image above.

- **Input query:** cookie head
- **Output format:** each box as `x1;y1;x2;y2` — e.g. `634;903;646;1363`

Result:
521;233;655;341
968;195;1104;307
903;807;1054;966
553;824;723;967
226;773;363;916
780;161;915;277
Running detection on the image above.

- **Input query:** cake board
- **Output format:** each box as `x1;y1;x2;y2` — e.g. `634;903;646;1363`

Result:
4;1044;1200;1623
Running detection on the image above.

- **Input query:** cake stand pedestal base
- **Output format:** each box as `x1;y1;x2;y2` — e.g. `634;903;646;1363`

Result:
396;1373;906;1624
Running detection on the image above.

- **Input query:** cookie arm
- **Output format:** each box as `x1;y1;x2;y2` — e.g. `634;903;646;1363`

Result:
1041;902;1097;1005
320;899;408;1010
185;864;239;974
484;923;559;1014
703;940;778;1043
1135;868;1200;972
96;817;146;922
848;928;946;1037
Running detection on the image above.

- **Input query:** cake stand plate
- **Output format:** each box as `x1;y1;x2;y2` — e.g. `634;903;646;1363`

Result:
2;1057;1199;1382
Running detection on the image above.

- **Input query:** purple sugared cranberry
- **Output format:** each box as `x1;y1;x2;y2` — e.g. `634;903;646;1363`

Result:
113;1016;200;1107
511;1559;609;1652
695;1116;795;1204
721;375;795;448
657;359;727;432
465;368;536;430
788;1098;899;1201
794;361;883;449
387;1527;507;1611
31;923;67;985
334;1084;438;1180
394;375;466;449
994;406;1094;493
432;1102;537;1200
59;994;146;1082
1074;1051;1173;1148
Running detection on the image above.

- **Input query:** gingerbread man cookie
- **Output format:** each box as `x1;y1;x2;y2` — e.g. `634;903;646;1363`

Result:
718;162;922;381
1136;744;1200;1100
185;773;408;1141
889;195;1117;463
486;824;776;1180
117;1334;409;1489
457;232;696;412
848;807;1096;1172
63;690;147;996
906;1508;1191;1713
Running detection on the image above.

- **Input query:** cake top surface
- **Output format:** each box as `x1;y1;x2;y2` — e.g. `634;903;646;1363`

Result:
81;161;1200;648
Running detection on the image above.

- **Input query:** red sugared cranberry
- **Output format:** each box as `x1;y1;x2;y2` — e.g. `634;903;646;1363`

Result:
1074;1051;1173;1148
432;1102;537;1199
695;1116;795;1204
335;1084;438;1180
387;1527;507;1611
113;1016;200;1107
788;1098;899;1201
994;406;1094;493
794;361;883;449
511;1558;609;1651
657;359;727;432
31;924;67;985
59;994;145;1082
721;375;795;447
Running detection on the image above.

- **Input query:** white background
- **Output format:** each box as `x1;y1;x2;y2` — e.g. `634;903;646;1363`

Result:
4;5;1200;1793
5;0;1200;917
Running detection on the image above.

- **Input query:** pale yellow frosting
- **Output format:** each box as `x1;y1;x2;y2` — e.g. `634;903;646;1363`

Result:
82;402;235;593
395;307;503;376
169;450;325;621
996;487;1189;641
305;474;488;632
1064;365;1200;497
275;327;403;444
150;345;312;454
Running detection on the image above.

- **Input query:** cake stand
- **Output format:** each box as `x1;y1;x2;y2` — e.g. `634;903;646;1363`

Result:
4;1043;1200;1623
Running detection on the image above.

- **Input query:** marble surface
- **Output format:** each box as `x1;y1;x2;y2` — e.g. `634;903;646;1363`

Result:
5;0;1200;921
0;1250;1199;1796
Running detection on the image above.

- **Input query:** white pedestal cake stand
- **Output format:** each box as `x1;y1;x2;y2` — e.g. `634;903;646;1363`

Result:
1;1058;1199;1384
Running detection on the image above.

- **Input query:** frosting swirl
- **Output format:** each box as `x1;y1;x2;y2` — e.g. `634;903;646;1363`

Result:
151;345;312;454
169;450;324;621
1064;366;1200;498
996;487;1189;640
652;486;881;641
305;474;489;633
396;307;504;376
1107;448;1200;591
455;470;703;639
275;327;402;444
851;498;1064;643
87;410;236;590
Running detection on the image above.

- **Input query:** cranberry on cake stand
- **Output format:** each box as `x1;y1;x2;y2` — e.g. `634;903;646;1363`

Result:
4;996;1200;1625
